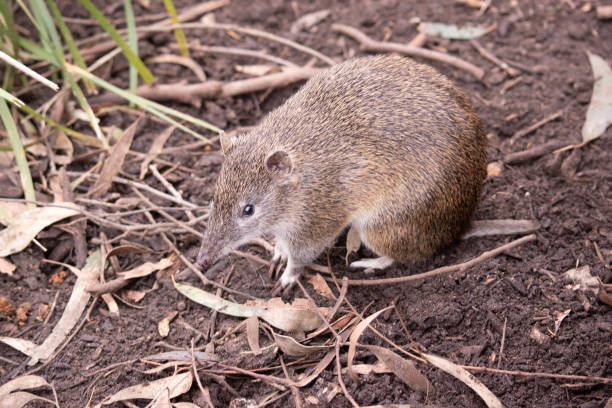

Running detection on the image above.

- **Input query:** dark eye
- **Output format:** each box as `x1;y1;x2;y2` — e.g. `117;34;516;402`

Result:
242;204;254;217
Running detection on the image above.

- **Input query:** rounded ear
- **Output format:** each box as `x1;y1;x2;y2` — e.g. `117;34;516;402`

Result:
219;130;233;154
266;150;293;175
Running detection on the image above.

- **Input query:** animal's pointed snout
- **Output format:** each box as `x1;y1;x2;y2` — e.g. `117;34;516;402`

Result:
196;245;212;269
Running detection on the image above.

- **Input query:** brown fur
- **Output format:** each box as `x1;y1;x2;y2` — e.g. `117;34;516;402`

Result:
198;55;487;286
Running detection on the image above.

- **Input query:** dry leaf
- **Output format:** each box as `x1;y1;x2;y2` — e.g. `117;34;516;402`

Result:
463;219;540;239
308;274;335;300
102;371;193;405
0;202;29;226
158;311;178;338
0;258;16;276
175;280;326;332
563;265;598;294
347;306;392;382
349;362;392;376
139;126;175;179
53;131;74;165
0;374;52;397
89;117;141;198
0;205;80;257
290;9;330;33
119;257;175;279
600;285;612;307
271;331;331;357
582;51;612;143
529;326;550;345
365;345;430;392
0;296;16;316
553;309;571;335
123;289;146;303
423;353;503;408
245;316;261;355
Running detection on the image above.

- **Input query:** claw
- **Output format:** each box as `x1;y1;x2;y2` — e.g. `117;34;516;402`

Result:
268;257;281;280
270;276;297;298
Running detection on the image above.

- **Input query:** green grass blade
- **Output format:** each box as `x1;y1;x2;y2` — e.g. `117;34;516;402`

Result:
0;86;25;107
77;0;154;83
163;0;189;58
48;0;95;93
0;98;36;209
123;0;138;98
68;64;220;139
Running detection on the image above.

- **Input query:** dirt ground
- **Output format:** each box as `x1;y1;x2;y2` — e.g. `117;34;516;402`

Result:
1;0;611;407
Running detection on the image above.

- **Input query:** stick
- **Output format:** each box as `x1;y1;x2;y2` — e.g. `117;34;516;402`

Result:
509;109;563;145
88;68;320;107
504;140;567;164
331;23;485;80
345;234;536;286
462;365;612;384
141;22;336;66
470;40;519;77
497;317;507;369
185;43;298;67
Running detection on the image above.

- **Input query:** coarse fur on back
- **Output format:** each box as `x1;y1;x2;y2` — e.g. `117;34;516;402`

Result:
197;54;487;293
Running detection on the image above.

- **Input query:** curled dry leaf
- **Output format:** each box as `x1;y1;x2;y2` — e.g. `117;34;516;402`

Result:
308;273;335;300
290;9;331;34
0;204;80;257
88;117;141;198
553;309;571;335
102;371;193;405
119;256;175;279
0;201;29;226
600;285;612;307
16;303;31;326
419;22;489;39
174;281;325;332
529;326;550;345
347;306;392;382
423;353;503;408
582;51;612;143
271;330;332;357
563;265;598;294
245;315;261;355
0;257;16;276
0;375;55;408
158;311;178;338
364;345;430;392
139;126;175;179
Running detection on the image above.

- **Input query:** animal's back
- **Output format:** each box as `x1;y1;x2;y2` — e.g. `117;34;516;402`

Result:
258;55;486;260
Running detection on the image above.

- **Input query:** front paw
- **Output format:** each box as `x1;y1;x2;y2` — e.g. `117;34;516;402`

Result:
270;269;299;298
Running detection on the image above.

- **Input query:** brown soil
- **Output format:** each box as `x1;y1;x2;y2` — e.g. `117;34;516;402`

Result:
1;1;611;407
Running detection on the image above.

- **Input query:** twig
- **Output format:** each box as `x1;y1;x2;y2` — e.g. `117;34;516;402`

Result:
141;22;336;66
207;265;234;341
509;109;563;145
89;68;320;107
149;164;196;222
597;5;612;19
184;42;298;67
66;171;199;208
59;167;88;268
504;140;567;164
470;39;519;77
462;365;612;384
497;317;507;369
332;23;485;80
345;234;536;286
280;356;302;408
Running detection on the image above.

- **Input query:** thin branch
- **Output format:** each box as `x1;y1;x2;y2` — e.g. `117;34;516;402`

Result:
462;365;612;384
345;234;536;286
332;24;485;80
